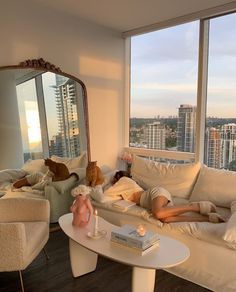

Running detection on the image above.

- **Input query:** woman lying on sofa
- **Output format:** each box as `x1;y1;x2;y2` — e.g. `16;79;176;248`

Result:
106;171;225;223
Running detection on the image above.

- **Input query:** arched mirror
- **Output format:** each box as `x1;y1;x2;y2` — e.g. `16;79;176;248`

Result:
0;58;90;170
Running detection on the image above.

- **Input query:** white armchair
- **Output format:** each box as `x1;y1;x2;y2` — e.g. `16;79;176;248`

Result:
0;197;50;291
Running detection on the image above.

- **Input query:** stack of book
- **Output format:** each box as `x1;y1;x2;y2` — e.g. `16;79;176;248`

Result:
111;224;160;255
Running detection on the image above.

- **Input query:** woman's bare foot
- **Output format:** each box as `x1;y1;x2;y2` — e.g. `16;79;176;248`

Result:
208;213;225;223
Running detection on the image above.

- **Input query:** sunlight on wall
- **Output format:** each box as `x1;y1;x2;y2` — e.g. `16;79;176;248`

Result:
79;56;122;80
88;87;121;166
25;102;42;144
12;42;39;61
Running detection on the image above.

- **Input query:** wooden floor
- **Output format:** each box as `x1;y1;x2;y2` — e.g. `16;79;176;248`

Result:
0;229;211;292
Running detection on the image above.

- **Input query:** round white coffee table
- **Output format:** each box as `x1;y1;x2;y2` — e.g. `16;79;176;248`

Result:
59;213;190;292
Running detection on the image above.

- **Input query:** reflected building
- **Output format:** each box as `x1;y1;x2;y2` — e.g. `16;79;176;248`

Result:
53;76;80;157
177;104;196;152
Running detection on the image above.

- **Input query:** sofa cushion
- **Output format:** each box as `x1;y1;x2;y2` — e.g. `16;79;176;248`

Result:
165;220;228;249
22;159;48;174
190;165;236;208
223;212;236;249
131;155;201;199
51;152;87;170
222;201;236;249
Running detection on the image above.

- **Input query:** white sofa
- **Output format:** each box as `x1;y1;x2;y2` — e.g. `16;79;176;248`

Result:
92;155;236;292
0;153;87;223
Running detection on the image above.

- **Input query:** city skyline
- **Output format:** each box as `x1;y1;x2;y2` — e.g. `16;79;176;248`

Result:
130;112;236;170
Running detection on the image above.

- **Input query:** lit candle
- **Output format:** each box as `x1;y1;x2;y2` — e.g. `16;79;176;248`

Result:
94;209;99;236
137;224;146;237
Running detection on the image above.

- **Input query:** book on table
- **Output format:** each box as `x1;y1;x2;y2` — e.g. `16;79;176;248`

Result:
111;224;160;250
112;200;136;211
111;240;159;256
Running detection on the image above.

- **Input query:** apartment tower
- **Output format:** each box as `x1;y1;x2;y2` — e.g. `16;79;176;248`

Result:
145;122;166;149
177;104;196;152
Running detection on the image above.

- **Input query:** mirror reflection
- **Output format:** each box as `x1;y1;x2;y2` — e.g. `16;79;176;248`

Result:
0;67;89;169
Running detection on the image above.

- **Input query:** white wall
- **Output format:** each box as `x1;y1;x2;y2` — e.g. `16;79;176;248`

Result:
0;71;24;169
0;0;125;168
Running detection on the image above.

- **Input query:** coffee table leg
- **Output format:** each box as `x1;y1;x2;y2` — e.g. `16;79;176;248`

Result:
69;238;98;277
132;267;156;292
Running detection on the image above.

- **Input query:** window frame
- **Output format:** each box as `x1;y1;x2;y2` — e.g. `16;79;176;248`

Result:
125;8;236;163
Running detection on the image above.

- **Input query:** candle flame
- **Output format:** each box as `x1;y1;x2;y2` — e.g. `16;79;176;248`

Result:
94;209;98;215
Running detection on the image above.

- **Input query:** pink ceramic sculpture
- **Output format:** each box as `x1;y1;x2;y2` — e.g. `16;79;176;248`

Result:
70;195;94;227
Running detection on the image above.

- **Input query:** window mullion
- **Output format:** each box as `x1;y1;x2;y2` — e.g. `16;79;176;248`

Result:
35;75;50;158
125;37;131;148
195;19;210;163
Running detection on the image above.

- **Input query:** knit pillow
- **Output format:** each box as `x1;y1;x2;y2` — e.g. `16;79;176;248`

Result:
131;155;201;199
190;166;236;208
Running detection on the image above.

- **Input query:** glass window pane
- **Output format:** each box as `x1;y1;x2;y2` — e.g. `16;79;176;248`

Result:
205;13;236;170
42;72;81;158
130;21;199;154
16;79;43;162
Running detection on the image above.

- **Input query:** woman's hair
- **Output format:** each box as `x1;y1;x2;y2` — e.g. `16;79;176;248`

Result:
112;170;131;184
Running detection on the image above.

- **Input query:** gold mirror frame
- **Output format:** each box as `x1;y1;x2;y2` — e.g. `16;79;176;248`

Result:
0;58;91;162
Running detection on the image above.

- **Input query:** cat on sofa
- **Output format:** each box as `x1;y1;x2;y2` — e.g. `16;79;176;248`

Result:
86;161;104;187
44;158;71;181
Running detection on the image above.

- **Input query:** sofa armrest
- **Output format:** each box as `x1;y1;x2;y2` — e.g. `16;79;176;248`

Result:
0;198;50;223
223;212;236;249
0;169;27;183
49;175;78;193
0;223;26;271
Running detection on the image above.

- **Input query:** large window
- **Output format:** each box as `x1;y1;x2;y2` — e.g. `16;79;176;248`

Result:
129;12;236;169
205;13;236;170
130;21;199;153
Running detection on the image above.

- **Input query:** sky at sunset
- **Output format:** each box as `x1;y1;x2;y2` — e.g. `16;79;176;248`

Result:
130;13;236;118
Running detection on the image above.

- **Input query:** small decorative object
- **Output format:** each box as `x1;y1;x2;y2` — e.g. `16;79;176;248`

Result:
70;186;94;227
87;209;107;239
71;185;91;197
119;151;133;174
86;161;104;187
136;224;146;237
120;151;133;164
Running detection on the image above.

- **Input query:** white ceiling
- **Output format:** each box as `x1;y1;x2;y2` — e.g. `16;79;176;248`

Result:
31;0;235;32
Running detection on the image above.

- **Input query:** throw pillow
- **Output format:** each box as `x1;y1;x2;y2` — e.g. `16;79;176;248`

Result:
190;165;236;208
131;155;201;199
51;151;87;170
21;159;48;174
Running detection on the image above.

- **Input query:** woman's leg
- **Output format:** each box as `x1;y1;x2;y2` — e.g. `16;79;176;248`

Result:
152;196;211;222
161;215;209;223
13;172;42;189
13;177;31;188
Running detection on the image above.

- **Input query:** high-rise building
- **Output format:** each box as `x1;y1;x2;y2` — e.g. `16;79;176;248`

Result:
145;122;166;149
53;76;80;157
220;123;236;169
177;104;196;152
204;127;221;168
